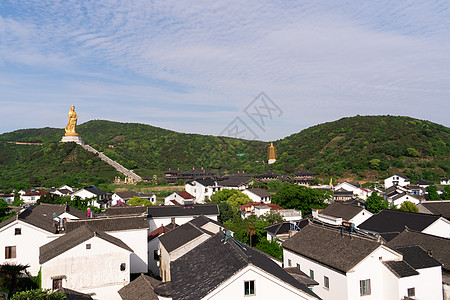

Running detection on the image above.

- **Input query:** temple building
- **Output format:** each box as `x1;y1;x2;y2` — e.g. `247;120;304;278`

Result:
268;142;277;164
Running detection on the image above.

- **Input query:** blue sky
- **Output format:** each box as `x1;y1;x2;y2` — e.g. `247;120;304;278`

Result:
0;1;449;141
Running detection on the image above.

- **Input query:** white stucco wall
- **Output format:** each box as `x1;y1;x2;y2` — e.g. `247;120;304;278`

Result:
391;194;420;208
203;265;318;300
0;220;59;275
283;248;348;300
41;236;131;300
349;210;372;227
397;266;443;300
384;176;410;189
108;228;148;274
423;218;450;239
148;237;160;277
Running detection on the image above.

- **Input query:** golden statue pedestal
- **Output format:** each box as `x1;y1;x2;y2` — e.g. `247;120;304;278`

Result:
61;135;84;145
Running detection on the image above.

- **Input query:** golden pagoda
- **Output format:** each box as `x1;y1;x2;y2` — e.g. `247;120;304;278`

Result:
268;142;277;164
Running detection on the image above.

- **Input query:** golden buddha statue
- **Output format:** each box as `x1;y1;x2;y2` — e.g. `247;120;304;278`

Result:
65;105;78;136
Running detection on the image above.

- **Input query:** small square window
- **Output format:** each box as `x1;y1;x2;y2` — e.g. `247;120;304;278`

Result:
288;259;291;267
86;244;91;249
309;269;314;280
15;228;21;235
5;246;16;259
244;280;255;295
407;287;415;297
52;278;62;290
120;263;126;271
360;279;371;296
324;276;329;289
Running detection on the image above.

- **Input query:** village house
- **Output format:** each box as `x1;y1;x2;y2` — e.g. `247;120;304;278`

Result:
293;170;314;186
111;191;140;206
242;188;272;203
70;186;108;208
282;222;443;300
388;192;421;208
147;222;178;277
19;189;48;204
384;174;411;189
40;225;132;300
157;216;226;282
312;202;373;227
169;232;320;300
184;178;221;203
417;200;450;220
118;273;163;300
64;215;149;274
253;171;291;183
358;209;450;239
0;191;14;204
265;219;310;244
385;228;450;299
52;185;76;197
164;191;195;205
219;175;252;190
0;203;85;275
147;204;219;231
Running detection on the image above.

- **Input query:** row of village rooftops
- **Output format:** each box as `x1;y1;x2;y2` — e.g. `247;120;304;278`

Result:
1;198;449;299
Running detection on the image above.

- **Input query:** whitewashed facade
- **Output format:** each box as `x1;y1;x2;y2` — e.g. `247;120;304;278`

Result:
41;235;131;300
384;175;411;189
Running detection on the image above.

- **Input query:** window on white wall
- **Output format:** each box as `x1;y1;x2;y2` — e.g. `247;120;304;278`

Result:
14;228;21;235
287;259;292;267
5;246;16;259
360;279;371;296
324;276;329;289
296;263;300;270
407;288;415;297
244;280;255;295
309;269;314;280
52;278;63;290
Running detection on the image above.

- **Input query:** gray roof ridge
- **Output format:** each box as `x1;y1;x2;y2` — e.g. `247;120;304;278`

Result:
308;221;380;243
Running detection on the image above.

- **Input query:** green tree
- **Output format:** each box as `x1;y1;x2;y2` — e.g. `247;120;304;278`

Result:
399;201;419;213
426;185;441;200
0;200;12;221
0;263;37;299
365;192;388;213
11;289;66;300
260;210;284;225
210;189;239;203
271;184;328;215
442;186;450;200
218;202;234;223
125;196;153;206
226;192;252;210
254;239;283;261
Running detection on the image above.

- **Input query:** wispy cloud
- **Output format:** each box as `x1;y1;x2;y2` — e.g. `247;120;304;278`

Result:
0;1;449;140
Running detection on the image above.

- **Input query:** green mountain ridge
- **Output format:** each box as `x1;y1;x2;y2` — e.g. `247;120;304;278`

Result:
0;115;448;189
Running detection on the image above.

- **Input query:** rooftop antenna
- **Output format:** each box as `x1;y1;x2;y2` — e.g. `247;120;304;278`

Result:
290;221;301;231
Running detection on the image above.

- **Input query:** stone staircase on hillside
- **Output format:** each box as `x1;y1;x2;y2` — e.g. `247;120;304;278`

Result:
80;144;143;182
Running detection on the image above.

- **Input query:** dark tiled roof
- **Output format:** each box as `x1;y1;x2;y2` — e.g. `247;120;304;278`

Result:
159;222;206;253
387;229;450;271
379;232;401;242
40;225;133;264
147;204;219;218
188;215;224;229
65;216;148;232
192;178;216;187
0;203;86;233
147;224;179;242
56;288;93;300
118;274;161;300
153;282;172;298
393;245;441;270
114;191;140;199
320;202;365;220
284;267;319;286
264;219;309;235
383;261;419;278
283;223;381;273
245;188;271;198
106;205;146;216
415;180;434;186
419;201;450;220
219;176;252;187
358;210;441;233
170;233;319;300
82;186;106;196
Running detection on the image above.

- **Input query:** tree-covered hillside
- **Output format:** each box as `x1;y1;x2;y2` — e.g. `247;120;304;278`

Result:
0;115;448;188
273;115;449;181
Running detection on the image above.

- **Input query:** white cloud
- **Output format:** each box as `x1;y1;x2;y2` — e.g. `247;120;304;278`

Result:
0;1;449;140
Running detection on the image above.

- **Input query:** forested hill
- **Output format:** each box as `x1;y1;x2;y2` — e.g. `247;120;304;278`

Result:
0;115;448;188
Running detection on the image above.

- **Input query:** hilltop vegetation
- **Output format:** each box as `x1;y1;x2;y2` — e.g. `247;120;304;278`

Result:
0;115;448;189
